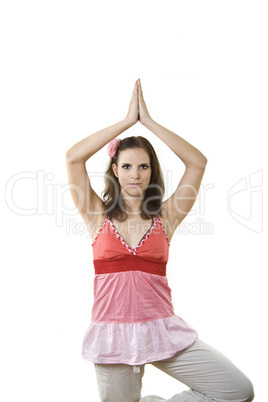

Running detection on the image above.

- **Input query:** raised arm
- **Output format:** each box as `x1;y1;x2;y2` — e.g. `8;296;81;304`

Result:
66;81;139;164
142;120;207;168
66;81;139;224
137;79;207;235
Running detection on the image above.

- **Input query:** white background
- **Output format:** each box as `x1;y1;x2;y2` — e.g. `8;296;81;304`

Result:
1;0;267;400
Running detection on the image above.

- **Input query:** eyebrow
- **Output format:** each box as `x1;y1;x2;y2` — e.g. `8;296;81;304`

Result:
120;162;150;165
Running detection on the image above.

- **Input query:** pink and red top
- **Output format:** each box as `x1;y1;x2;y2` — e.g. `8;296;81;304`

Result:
82;215;198;365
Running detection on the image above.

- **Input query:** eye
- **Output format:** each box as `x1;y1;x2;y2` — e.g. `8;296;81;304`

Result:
121;164;150;170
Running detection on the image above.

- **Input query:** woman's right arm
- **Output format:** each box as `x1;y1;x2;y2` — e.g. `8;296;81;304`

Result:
66;118;134;164
66;81;139;224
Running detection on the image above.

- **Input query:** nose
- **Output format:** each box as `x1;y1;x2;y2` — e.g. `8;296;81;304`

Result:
131;168;140;179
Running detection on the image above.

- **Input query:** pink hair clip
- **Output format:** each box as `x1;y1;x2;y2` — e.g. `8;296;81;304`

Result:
107;138;120;158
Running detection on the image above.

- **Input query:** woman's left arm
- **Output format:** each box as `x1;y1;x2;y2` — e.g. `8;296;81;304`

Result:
143;119;207;168
138;79;207;229
138;79;207;168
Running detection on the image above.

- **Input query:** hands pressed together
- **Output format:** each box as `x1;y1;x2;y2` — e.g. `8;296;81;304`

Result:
126;78;152;126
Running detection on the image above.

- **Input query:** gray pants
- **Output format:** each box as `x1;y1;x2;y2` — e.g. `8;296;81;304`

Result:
94;339;254;402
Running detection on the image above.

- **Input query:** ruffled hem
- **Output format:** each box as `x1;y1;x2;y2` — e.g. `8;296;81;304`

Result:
82;315;198;365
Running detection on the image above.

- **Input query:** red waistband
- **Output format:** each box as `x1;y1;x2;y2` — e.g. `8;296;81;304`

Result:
93;255;167;276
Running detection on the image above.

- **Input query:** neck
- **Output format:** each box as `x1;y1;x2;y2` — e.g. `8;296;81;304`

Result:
122;197;143;215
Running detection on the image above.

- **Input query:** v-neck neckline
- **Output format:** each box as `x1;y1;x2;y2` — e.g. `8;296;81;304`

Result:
108;217;156;253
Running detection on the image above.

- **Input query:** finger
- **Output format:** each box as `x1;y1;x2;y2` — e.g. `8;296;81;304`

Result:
135;82;139;98
138;79;143;96
137;80;140;97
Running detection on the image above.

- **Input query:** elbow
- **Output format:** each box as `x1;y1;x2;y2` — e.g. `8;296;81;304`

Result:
203;157;208;167
66;150;72;163
66;150;87;164
195;156;208;169
199;154;208;168
66;149;76;164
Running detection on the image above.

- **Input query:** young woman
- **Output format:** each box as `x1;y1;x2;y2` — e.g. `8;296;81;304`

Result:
66;79;254;402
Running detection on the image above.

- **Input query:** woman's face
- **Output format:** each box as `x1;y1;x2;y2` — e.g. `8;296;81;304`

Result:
112;148;152;199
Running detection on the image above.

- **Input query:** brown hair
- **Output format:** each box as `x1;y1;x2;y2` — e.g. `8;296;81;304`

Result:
101;136;165;221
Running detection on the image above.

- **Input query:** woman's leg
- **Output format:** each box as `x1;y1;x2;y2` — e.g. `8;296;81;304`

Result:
140;339;254;402
94;363;145;402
